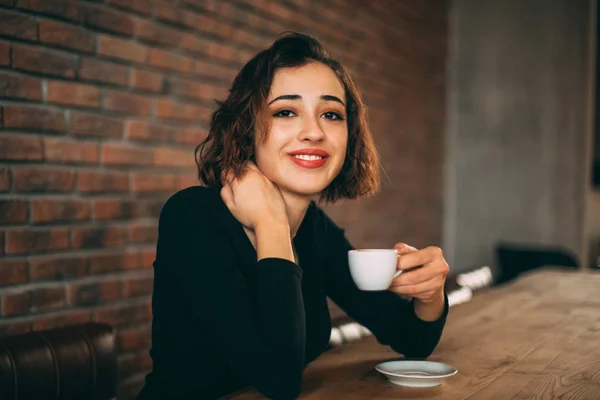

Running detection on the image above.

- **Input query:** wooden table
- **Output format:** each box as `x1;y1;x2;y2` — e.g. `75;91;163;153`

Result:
228;268;600;399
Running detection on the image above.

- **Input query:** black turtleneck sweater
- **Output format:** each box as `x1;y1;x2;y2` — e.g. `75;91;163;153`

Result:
137;186;448;400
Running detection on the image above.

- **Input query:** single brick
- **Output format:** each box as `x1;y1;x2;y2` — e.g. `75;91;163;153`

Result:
70;111;123;138
78;170;129;194
0;9;37;41
0;200;28;225
13;167;75;193
0;72;43;101
79;57;129;86
39;19;95;52
132;172;179;193
149;49;192;72
0;133;43;162
13;45;77;78
0;260;28;286
171;127;207;145
153;147;194;168
31;199;91;223
3;105;66;133
130;68;163;92
97;34;148;63
104;90;152;116
100;143;153;167
47;81;101;108
44;138;99;165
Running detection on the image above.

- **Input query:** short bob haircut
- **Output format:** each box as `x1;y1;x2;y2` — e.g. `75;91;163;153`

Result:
195;32;380;202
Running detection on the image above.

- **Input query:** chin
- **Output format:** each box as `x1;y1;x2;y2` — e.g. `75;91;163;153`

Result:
276;179;330;198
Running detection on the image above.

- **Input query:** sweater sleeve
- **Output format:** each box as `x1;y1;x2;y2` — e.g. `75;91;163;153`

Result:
156;192;305;399
318;209;448;359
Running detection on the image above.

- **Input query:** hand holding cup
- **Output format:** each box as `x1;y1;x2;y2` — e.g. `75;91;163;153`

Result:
388;243;448;304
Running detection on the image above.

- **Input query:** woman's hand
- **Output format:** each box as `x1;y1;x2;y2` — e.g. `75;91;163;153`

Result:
221;162;294;262
388;243;448;320
220;162;288;230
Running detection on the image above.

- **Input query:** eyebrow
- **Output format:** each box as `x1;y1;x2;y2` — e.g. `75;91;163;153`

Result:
268;94;346;106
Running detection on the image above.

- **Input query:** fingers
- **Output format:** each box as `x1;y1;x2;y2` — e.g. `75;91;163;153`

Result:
223;163;262;185
391;263;439;287
394;243;418;273
394;242;418;256
389;276;444;297
397;246;443;271
389;244;448;301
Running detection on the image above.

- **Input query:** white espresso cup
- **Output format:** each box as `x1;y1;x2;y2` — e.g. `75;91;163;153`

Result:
348;249;401;291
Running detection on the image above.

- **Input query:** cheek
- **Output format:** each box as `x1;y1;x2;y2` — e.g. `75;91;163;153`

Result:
254;144;273;171
254;133;283;176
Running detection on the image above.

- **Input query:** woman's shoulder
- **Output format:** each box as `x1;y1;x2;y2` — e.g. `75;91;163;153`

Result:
159;185;224;225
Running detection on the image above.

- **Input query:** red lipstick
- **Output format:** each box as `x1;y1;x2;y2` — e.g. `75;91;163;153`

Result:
287;149;330;169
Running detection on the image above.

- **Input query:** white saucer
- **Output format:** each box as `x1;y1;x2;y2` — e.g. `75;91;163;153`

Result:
375;360;457;387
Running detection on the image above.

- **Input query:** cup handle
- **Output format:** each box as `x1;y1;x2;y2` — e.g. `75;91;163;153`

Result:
394;254;402;277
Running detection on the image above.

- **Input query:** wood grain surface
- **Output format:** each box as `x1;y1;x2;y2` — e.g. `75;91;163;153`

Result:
226;268;600;399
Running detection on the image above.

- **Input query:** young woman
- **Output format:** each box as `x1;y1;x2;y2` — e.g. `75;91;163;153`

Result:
137;32;449;400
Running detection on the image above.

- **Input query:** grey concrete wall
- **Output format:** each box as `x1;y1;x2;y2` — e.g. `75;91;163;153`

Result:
444;0;593;273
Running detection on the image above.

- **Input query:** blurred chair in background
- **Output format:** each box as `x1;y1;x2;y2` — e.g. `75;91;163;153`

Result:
495;242;579;285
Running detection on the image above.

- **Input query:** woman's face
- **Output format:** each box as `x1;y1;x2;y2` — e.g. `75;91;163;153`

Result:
254;62;348;199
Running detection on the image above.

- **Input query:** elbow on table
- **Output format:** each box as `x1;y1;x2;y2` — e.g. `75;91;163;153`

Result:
391;328;444;360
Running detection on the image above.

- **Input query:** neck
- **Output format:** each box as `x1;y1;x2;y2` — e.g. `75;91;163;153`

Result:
280;191;312;238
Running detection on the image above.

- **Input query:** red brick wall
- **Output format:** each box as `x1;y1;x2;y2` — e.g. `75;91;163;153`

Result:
0;0;447;398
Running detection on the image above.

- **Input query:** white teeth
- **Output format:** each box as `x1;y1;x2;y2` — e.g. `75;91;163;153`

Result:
293;155;323;161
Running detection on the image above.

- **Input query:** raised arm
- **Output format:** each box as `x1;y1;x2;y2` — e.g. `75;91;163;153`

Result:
318;209;448;359
157;191;305;399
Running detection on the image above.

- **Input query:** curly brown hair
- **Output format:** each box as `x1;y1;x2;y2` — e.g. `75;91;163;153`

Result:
195;32;380;202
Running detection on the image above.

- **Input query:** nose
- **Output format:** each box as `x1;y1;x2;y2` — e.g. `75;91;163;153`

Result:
299;115;325;142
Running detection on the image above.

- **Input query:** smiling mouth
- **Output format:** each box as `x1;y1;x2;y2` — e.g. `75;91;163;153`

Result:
291;154;325;161
287;153;329;169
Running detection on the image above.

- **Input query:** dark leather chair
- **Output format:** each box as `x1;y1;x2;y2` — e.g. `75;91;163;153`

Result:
0;323;117;400
495;242;579;284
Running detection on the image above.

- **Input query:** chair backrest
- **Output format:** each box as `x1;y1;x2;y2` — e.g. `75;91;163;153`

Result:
0;323;116;400
496;242;579;284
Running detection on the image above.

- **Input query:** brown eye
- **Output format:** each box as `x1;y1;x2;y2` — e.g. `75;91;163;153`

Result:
273;110;295;118
322;112;344;121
